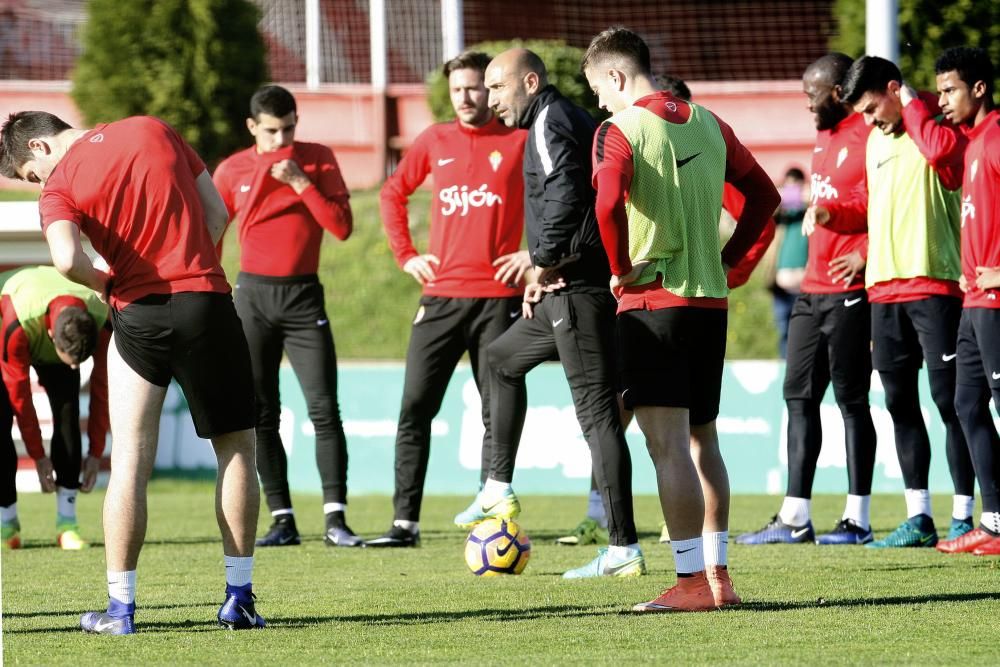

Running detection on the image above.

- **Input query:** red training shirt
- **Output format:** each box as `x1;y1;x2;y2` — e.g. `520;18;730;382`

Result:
39;117;230;308
802;112;870;293
1;294;109;460
380;118;527;298
213;142;352;276
960;109;1000;308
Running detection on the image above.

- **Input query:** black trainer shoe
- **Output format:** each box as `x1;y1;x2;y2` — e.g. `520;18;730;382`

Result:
256;516;300;547
364;525;420;548
324;512;364;547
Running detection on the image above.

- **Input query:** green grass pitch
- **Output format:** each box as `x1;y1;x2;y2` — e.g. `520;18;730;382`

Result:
3;481;998;665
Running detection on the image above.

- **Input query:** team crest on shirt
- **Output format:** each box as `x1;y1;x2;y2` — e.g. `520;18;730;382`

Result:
970;159;979;183
488;150;503;172
836;147;848;168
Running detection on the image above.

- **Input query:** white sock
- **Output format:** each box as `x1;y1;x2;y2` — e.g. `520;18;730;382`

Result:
843;494;871;530
981;511;1000;534
607;542;641;560
107;570;136;605
703;531;729;567
952;495;974;521
904;489;932;519
1;503;16;523
271;508;294;518
586;489;606;527
393;519;419;534
671;537;704;575
778;496;810;526
482;478;511;497
224;555;254;588
323;502;347;514
56;487;78;522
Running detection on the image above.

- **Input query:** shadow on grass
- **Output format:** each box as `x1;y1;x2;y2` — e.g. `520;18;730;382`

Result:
737;591;1000;613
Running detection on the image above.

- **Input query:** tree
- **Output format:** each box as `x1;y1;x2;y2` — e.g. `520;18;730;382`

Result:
72;0;267;167
426;39;601;122
831;0;1000;96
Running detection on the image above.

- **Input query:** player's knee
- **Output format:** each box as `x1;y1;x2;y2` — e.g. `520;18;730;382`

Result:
928;370;959;419
953;383;985;425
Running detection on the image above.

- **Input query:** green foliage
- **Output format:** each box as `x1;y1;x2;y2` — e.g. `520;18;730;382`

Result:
427;39;600;122
71;0;267;167
832;0;1000;98
6;483;1000;663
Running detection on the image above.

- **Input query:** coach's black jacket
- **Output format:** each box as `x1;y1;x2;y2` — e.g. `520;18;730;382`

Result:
517;85;610;292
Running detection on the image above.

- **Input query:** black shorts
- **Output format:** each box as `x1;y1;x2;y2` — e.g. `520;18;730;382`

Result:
111;291;255;438
783;289;872;403
617;306;727;425
956;308;1000;390
870;296;962;372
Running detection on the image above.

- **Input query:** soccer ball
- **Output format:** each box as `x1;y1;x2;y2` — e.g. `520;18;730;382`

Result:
464;517;531;576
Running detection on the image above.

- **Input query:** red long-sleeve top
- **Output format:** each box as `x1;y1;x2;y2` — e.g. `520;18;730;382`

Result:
213;142;352;276
1;295;109;460
960;109;1000;308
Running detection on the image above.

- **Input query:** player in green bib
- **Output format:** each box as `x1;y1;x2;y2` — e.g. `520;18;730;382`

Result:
1;265;111;550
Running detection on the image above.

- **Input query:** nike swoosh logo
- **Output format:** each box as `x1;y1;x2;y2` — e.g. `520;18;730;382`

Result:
814;147;824;153
93;618;120;632
675;153;701;168
316;319;329;326
790;527;811;538
496;537;515;557
942;353;957;362
240;184;251;192
603;556;643;575
552;318;564;327
992;372;1000;380
240;605;256;624
509;310;520;319
876;156;897;168
844;297;863;307
481;498;510;514
676;547;696;554
437;158;455;166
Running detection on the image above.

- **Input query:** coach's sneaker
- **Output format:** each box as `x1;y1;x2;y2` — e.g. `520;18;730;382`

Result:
866;514;937;549
2;519;21;550
706;565;741;607
815;519;874;545
947;517;975;541
562;546;646;579
365;525;420;548
735;515;814;545
324;512;363;547
971;536;1000;556
81;599;135;635
659;522;671;544
936;527;997;554
57;522;88;550
556;518;607;546
218;584;266;630
631;571;717;613
256;516;300;547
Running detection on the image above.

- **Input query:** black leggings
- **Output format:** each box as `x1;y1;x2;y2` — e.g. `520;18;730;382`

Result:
785;399;876;498
880;366;975;495
954;382;1000;513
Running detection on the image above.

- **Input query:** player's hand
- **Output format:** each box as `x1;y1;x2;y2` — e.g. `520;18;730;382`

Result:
959;274;969;293
609;261;650;300
493;250;532;286
270;159;311;193
403;254;441;285
35;456;56;493
899;82;917;107
975;266;1000;290
802;205;829;236
828;251;865;286
522;282;544;319
80;455;101;492
536;267;566;294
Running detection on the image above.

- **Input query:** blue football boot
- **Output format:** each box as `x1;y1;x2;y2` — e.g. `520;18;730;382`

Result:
81;598;135;635
735;514;815;545
218;584;266;630
815;518;874;545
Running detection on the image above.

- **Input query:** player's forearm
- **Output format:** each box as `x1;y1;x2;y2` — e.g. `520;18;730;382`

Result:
902;98;965;190
379;188;420;267
87;327;111;458
301;186;353;241
721;163;780;267
594;168;633;276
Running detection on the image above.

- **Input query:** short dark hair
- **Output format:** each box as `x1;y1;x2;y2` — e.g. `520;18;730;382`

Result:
656;75;691;101
582;26;652;76
935;46;994;98
785;167;806;181
250;85;297;120
841;55;902;105
0;111;72;179
443;51;491;78
804;52;854;86
53;307;97;365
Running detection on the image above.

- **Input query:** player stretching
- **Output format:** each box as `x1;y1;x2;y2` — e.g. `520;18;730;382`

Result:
932;47;1000;555
464;47;646;579
817;56;976;548
367;52;529;547
1;111;263;633
214;86;359;548
738;53;878;546
583;27;777;610
1;265;110;550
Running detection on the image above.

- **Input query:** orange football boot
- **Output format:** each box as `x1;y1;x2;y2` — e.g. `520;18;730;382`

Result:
971;536;1000;556
936;527;996;554
632;571;717;613
707;565;741;607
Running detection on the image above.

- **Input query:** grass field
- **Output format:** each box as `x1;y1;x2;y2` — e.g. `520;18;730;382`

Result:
3;483;998;665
